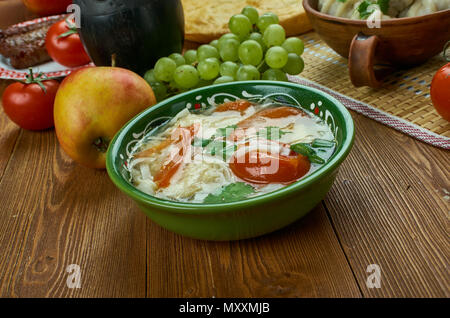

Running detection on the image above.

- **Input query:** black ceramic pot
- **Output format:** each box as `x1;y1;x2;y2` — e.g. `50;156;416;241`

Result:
73;0;184;75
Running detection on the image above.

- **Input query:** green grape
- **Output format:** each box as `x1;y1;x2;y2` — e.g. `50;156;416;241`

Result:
173;65;199;89
220;61;239;78
169;53;185;66
210;39;219;48
236;65;260;81
149;81;168;101
282;54;304;75
154;57;177;82
184;49;198;65
143;69;157;84
197;44;220;61
197;58;220;80
248;32;267;52
228;14;252;40
219;33;240;47
265;46;288;69
282;37;304;55
214;76;234;84
262;68;288;81
256;12;279;32
219;38;240;62
263;24;285;47
241;6;259;24
238;40;263;66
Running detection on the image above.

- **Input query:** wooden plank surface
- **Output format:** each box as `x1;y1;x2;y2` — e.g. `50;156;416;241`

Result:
0;82;21;182
0;81;448;298
0;128;147;297
147;204;362;298
0;1;449;298
324;111;450;298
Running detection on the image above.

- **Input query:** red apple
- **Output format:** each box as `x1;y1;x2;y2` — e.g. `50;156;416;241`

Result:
22;0;73;16
54;67;156;169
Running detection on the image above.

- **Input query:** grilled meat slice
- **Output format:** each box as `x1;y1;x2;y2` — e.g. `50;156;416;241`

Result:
0;15;63;69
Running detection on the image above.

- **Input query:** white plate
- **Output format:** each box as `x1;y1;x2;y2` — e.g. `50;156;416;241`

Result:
0;14;90;80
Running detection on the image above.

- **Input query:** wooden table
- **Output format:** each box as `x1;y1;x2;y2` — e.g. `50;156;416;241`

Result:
0;2;449;298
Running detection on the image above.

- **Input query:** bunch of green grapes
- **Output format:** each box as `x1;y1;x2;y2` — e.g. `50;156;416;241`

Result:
144;6;305;101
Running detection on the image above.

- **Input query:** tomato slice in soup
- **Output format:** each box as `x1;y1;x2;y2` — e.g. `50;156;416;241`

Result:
229;106;307;141
214;100;253;114
135;124;197;188
229;148;310;184
237;106;306;129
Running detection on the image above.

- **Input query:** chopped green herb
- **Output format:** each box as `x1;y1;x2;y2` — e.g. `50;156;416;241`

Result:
192;137;212;147
377;0;389;14
358;0;390;19
290;143;325;164
358;0;373;19
203;182;255;204
311;139;335;148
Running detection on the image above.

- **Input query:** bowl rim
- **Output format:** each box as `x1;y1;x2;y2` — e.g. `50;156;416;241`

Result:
106;80;355;213
303;0;450;26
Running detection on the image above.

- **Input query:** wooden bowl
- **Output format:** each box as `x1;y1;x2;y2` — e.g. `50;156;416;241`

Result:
303;0;450;87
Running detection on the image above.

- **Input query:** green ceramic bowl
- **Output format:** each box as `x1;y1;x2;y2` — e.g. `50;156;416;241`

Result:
106;81;354;241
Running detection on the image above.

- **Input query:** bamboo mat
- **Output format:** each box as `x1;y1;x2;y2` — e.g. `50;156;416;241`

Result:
297;32;450;143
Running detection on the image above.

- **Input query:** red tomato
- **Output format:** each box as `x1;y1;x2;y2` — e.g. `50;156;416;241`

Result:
22;0;73;16
230;145;311;184
2;71;59;130
215;100;253;114
136;124;198;188
45;19;90;68
430;63;450;122
237;106;306;129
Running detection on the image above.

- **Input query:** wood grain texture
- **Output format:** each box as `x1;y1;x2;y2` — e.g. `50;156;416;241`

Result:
0;129;147;297
0;81;21;183
324;111;450;297
0;4;448;296
147;204;362;298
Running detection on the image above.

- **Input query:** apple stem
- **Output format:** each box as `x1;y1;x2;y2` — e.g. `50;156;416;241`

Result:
93;137;109;153
111;54;117;68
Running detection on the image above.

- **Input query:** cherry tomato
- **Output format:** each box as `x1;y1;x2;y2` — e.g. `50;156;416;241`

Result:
22;0;73;16
230;144;311;184
45;19;90;68
430;63;450;122
2;70;59;130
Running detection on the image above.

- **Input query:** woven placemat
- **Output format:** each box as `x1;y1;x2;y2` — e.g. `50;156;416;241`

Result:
294;32;450;149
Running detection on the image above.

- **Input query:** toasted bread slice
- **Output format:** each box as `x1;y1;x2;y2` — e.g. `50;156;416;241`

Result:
182;0;312;43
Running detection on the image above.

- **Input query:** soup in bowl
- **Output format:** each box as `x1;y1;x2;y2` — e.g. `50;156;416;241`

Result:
106;81;354;240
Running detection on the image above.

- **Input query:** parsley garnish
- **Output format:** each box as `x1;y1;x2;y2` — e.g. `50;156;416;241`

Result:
203;182;255;204
377;0;390;14
358;0;390;19
290;138;336;164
